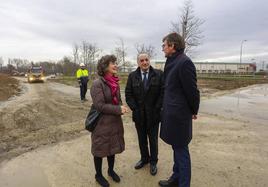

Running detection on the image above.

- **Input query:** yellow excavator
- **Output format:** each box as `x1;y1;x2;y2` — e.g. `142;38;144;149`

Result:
27;66;45;83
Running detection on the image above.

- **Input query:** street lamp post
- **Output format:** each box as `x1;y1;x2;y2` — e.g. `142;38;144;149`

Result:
261;61;265;71
239;40;247;75
251;58;256;78
237;39;247;107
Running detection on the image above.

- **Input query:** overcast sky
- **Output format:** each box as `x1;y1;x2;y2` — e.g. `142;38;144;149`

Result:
0;0;268;67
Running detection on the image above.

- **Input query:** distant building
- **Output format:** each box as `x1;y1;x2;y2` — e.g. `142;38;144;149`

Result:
195;62;256;74
154;61;165;70
153;61;256;74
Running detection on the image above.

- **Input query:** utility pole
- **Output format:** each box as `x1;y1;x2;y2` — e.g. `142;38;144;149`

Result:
261;61;265;71
238;39;247;107
239;40;247;75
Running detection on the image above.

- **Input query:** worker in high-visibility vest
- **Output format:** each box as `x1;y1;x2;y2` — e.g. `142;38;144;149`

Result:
76;63;89;102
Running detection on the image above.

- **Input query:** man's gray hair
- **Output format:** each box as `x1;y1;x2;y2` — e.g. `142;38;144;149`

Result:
137;53;150;62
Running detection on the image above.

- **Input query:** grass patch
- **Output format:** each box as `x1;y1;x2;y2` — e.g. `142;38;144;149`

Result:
49;73;129;89
49;74;268;91
198;76;268;90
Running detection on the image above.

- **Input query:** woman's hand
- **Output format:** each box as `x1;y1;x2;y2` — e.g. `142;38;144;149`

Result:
120;105;129;114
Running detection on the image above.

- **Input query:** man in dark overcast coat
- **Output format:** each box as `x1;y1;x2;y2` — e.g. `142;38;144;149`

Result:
159;33;200;187
125;53;163;176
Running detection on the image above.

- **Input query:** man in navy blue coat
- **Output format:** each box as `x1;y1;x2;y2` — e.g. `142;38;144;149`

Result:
159;33;200;187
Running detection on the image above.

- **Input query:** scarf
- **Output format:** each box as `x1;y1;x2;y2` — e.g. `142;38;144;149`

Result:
104;74;119;105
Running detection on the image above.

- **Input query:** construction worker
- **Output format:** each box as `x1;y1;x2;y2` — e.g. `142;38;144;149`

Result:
76;63;89;102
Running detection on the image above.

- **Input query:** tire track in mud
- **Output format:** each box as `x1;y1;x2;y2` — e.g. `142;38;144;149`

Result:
0;81;90;162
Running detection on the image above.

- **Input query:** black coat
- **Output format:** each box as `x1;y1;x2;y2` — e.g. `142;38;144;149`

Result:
160;51;200;147
125;66;163;129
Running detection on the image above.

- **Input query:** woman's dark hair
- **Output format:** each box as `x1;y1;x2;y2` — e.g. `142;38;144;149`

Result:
97;55;117;76
162;32;185;51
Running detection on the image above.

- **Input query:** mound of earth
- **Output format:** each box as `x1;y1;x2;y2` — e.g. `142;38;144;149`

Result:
0;74;20;101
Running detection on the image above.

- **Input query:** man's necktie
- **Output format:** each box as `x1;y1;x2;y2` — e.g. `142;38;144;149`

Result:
143;72;148;90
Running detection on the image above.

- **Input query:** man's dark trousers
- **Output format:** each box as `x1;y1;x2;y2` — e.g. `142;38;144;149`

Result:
135;113;159;165
171;145;191;187
80;82;87;100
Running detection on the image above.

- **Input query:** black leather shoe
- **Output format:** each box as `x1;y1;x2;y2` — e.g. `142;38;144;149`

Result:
159;177;178;187
95;174;110;187
134;160;149;169
150;164;157;175
108;170;120;183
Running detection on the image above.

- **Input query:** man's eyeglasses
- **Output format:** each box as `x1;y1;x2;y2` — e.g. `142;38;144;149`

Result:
162;43;174;48
140;58;149;62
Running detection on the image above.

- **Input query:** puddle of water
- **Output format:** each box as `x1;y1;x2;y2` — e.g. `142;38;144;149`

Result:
200;84;268;125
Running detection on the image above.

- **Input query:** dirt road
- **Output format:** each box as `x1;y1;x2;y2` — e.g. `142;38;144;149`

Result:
0;78;90;162
0;80;267;187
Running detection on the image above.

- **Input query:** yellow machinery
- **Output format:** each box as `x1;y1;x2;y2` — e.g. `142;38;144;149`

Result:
27;66;45;83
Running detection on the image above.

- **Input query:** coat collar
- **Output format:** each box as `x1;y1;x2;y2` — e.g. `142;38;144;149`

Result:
100;76;106;83
134;66;157;94
134;66;156;79
166;49;184;63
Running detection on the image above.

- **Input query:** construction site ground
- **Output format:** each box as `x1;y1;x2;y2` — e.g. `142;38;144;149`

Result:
0;74;267;187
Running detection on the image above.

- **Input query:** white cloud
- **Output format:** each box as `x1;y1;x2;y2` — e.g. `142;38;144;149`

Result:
0;0;267;64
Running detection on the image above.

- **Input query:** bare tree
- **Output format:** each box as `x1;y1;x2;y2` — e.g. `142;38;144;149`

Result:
72;43;80;64
8;58;25;71
114;38;127;72
20;59;30;73
58;56;78;76
39;61;58;75
13;59;23;70
7;58;15;74
0;57;3;72
125;60;135;72
135;43;156;59
88;43;100;74
114;47;123;66
171;0;204;55
81;41;91;67
79;41;100;74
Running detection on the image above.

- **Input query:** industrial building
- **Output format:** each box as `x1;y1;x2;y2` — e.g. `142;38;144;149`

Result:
154;61;256;74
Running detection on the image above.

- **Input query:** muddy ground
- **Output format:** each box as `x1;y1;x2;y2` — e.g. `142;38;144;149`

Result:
0;74;21;101
0;76;267;187
0;75;221;163
198;77;268;91
0;77;90;162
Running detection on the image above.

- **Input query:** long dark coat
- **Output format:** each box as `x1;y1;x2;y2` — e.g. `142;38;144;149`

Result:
160;51;200;147
90;77;125;157
125;66;163;129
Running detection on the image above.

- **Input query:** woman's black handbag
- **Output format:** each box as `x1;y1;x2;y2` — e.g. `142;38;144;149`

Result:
85;105;101;132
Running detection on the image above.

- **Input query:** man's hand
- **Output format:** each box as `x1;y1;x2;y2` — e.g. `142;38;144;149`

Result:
192;115;197;120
